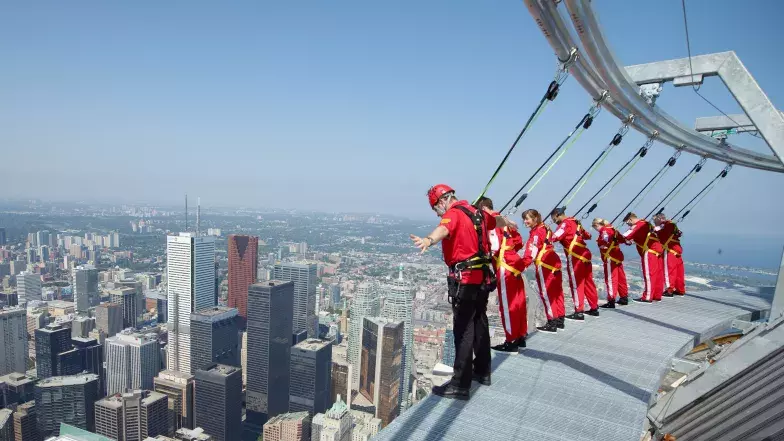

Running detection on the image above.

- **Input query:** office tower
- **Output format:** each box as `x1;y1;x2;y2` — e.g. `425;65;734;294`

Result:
35;324;71;379
350;410;381;441
106;330;160;395
56;348;83;376
273;262;317;337
0;373;36;408
38;246;49;263
71;316;95;339
359;317;403;427
34;373;99;437
380;266;415;409
166;233;216;374
263;412;311;441
26;249;37;265
0;307;27;376
0;409;11;441
189;307;239;374
0;228;5;245
348;283;380;389
95;390;168;441
110;287;139;329
289;339;332;415
312;396;351;441
227;235;258;329
35;231;51;249
154;370;194;433
441;328;455;366
246;281;294;429
9;261;25;277
240;332;247;386
17;272;41;306
193;364;242;441
330;361;349;408
72;265;98;313
293;329;307;346
330;285;341;310
71;337;104;395
117;279;145;327
96;302;123;338
13;401;39;441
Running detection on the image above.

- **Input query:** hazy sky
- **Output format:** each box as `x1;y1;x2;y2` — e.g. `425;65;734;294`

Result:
2;1;783;236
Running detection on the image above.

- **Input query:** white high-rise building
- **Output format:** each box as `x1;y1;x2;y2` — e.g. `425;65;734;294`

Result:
73;265;99;313
347;282;379;389
0;307;27;376
381;265;415;410
166;233;215;374
106;329;160;395
17;272;42;305
273;261;318;338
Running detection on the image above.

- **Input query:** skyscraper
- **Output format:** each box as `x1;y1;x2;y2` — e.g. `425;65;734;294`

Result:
0;307;27;376
189;307;239;374
34;324;71;379
227;235;258;329
348;282;380;389
154;370;194;433
95;390;169;441
263;412;311;441
0;228;6;246
194;364;242;441
17;273;41;306
106;330;160;396
71;337;104;396
359;317;403;428
72;265;98;313
330;361;349;408
13;401;39;441
380;266;415;409
0;409;12;441
311;396;352;441
246;281;293;430
441;328;455;366
34;373;99;437
95;302;123;338
273;262;317;338
109;287;139;330
289;338;332;415
166;233;216;374
0;372;36;408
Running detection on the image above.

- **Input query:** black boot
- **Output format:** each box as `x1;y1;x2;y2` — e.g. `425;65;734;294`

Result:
600;300;616;309
492;341;519;353
513;336;527;352
663;291;674;297
565;312;585;321
555;317;565;329
432;381;470;400
472;373;491;386
536;321;558;334
617;297;629;306
585;308;600;317
675;291;686;296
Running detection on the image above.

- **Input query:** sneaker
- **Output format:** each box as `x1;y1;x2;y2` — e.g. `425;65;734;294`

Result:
472;373;491;386
617;297;629;306
565;312;585;321
663;292;674;297
432;382;470;400
600;301;616;309
491;341;519;353
555;317;565;329
633;297;652;304
513;337;527;352
585;308;600;317
536;322;558;334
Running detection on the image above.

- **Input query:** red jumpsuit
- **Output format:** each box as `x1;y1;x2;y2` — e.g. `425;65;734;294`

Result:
596;225;628;301
488;224;527;342
622;220;664;301
655;220;686;295
552;217;599;312
520;223;565;321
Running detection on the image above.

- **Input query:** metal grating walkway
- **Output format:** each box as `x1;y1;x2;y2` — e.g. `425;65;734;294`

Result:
376;288;773;441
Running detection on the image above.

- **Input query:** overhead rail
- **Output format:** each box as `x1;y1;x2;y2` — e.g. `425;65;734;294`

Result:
524;0;784;172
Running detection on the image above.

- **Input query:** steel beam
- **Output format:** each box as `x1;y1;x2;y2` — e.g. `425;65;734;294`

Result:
695;114;756;132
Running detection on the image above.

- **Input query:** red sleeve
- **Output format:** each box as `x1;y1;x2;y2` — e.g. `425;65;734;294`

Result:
519;229;541;270
439;209;460;237
581;227;592;240
551;221;568;242
482;210;497;231
509;230;523;252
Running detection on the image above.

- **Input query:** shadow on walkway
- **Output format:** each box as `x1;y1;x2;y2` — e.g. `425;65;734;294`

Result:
614;308;701;337
688;292;765;317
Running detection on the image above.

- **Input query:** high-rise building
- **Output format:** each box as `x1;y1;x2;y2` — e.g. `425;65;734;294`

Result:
0;373;37;408
34;324;71;379
71;316;95;339
0;409;12;441
263;412;311;441
193;364;242;441
35;231;51;249
109;287;139;330
330;285;341;310
330;361;349;408
34;373;99;437
96;302;124;338
0;228;6;246
311;395;352;441
289;338;332;415
240;331;247;386
441;328;455;366
348;283;379;389
350;409;381;441
72;265;98;313
380;266;415;409
153;370;194;433
13;401;39;441
246;281;294;430
189;307;239;374
106;330;159;396
17;273;42;306
359;317;403;428
0;307;27;376
166;233;216;374
273;262;317;338
71;337;104;396
226;235;258;329
95;390;169;441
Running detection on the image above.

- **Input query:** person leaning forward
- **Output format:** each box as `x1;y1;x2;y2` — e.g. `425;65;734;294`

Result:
410;184;514;400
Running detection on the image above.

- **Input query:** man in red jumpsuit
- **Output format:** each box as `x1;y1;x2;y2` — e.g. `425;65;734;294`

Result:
477;197;527;352
622;212;664;303
410;184;512;400
592;218;629;308
653;213;686;296
550;208;599;320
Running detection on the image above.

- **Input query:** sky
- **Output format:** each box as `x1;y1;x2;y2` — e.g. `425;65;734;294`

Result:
2;1;783;239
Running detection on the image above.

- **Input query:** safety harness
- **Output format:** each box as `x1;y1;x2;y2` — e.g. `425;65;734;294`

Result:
562;218;591;264
534;224;560;273
662;221;682;256
601;227;623;265
447;205;497;305
494;229;521;277
632;222;661;257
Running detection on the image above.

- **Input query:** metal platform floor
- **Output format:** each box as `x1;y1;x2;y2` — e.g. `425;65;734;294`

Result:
376;288;773;441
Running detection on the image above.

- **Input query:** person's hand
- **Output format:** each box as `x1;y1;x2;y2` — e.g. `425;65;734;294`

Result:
410;234;429;254
505;218;519;231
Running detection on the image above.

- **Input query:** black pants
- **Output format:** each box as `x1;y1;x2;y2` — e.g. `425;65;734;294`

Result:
448;277;491;389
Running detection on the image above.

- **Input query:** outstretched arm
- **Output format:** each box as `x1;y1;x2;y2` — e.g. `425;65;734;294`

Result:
410;225;449;254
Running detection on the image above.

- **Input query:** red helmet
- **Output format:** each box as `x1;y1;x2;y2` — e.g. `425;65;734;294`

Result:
427;184;455;207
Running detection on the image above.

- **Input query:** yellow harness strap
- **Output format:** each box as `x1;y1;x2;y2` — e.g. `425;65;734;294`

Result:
534;229;560;272
565;220;591;263
635;225;661;257
494;233;522;276
602;241;623;264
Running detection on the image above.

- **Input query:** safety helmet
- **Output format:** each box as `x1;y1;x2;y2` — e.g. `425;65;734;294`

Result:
427;184;455;207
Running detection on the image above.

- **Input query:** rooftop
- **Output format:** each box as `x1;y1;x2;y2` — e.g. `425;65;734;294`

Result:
37;373;99;388
0;372;34;386
294;338;332;351
201;364;240;376
265;411;311;424
375;287;773;441
192;306;238;320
